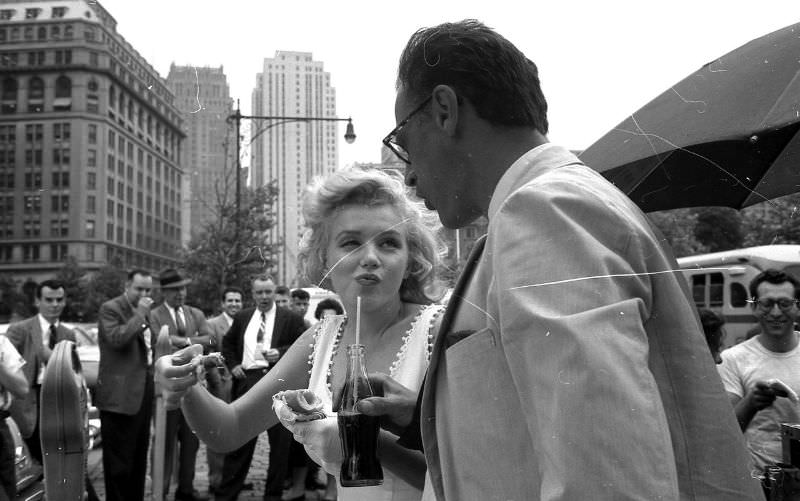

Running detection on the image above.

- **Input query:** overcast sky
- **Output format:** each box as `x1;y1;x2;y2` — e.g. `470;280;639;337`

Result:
98;0;798;168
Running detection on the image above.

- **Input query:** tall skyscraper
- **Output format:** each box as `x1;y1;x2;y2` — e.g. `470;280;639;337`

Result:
0;0;185;284
166;64;234;240
250;51;339;287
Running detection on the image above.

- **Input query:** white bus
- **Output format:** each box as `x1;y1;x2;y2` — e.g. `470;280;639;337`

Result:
677;245;800;348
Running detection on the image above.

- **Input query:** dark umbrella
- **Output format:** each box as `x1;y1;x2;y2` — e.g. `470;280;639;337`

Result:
580;22;800;212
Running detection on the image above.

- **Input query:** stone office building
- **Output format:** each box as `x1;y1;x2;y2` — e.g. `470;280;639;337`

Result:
0;0;185;284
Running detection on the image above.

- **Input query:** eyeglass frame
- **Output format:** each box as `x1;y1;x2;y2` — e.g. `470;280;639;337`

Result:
382;96;433;164
748;297;800;312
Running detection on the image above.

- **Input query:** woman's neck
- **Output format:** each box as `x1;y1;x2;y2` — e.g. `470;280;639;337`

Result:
343;297;405;342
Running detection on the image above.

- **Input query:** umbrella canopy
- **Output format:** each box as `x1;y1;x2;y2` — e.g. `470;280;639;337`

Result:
580;22;800;212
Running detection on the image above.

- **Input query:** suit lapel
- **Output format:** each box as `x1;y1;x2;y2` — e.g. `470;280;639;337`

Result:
424;235;487;407
271;309;284;348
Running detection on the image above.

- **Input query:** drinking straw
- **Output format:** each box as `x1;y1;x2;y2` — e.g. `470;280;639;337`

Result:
355;296;361;346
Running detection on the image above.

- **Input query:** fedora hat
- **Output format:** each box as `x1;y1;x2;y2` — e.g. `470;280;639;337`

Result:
158;268;192;289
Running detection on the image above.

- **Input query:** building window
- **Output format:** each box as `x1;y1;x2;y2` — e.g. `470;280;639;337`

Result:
24;172;41;189
0;10;14;21
85;220;95;238
87;195;95;214
107;177;114;196
25;8;41;19
88;124;97;144
27;76;44;113
52;7;66;19
27;51;44;66
54;75;72;111
87;149;96;167
53;123;69;142
0;53;18;69
87;172;95;190
51;244;67;261
24;220;41;237
89;52;98;67
22;244;40;262
25;124;43;143
64;25;73;39
86;244;94;261
1;77;17;113
54;50;72;65
52;172;69;188
23;195;41;213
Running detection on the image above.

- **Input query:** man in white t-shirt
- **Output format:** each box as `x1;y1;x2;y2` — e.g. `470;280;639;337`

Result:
718;269;800;473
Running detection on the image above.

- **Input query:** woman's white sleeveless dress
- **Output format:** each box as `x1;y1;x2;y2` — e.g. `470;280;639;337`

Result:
306;304;444;501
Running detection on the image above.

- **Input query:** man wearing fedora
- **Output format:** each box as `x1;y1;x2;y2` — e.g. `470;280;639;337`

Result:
150;268;213;501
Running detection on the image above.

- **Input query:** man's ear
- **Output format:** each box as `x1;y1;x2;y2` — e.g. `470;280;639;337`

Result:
431;84;459;136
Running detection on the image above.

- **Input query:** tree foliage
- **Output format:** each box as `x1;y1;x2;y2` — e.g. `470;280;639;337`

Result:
740;193;800;246
180;177;280;315
693;207;744;252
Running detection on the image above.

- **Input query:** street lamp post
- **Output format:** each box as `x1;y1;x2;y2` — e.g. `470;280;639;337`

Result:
226;104;356;278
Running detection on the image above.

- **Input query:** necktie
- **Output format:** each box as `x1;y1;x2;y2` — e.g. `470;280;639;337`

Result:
49;324;57;349
175;307;186;337
257;312;266;343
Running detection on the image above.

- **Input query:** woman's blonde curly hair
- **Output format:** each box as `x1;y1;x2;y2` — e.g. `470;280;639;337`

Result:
298;167;443;305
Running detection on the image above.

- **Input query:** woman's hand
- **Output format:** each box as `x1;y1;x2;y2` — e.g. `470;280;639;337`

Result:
279;414;343;475
155;344;204;410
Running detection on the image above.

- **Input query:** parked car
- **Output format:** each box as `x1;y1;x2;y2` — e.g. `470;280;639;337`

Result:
6;417;45;500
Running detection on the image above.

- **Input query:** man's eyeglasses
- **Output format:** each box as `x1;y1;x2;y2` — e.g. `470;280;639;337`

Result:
382;96;432;164
749;297;799;311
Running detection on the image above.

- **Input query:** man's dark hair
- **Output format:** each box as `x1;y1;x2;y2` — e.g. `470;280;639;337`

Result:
749;269;800;301
221;286;244;301
397;19;548;134
36;279;64;298
127;268;151;281
314;298;344;320
275;285;290;296
291;289;310;301
698;309;724;344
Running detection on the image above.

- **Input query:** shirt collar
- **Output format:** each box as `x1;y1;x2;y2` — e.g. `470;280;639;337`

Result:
37;314;59;332
222;312;233;324
488;143;556;220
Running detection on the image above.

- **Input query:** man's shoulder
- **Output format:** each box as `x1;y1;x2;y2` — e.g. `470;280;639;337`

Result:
185;304;206;318
100;295;125;311
7;316;36;332
233;308;256;322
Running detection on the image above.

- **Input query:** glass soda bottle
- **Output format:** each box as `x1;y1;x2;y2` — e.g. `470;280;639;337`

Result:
338;344;383;487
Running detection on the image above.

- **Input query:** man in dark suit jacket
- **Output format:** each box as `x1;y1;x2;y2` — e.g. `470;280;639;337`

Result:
216;274;306;501
97;269;155;501
3;279;75;461
150;268;212;501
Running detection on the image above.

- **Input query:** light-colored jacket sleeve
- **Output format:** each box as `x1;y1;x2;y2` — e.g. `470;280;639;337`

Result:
489;176;680;498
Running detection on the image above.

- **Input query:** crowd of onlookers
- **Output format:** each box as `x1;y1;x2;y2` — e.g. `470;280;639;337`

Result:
0;268;344;501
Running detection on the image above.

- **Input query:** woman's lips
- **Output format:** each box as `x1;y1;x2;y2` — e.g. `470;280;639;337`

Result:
355;273;380;285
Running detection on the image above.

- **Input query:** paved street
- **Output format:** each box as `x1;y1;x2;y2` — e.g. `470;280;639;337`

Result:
87;432;327;500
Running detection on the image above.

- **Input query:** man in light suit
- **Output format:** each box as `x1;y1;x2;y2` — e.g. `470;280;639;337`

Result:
150;269;213;501
204;286;242;494
3;279;75;462
358;20;762;500
97;269;155;501
216;274;305;501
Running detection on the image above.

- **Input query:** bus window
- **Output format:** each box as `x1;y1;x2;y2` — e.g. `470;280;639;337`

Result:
730;282;748;307
692;274;706;307
709;272;723;307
